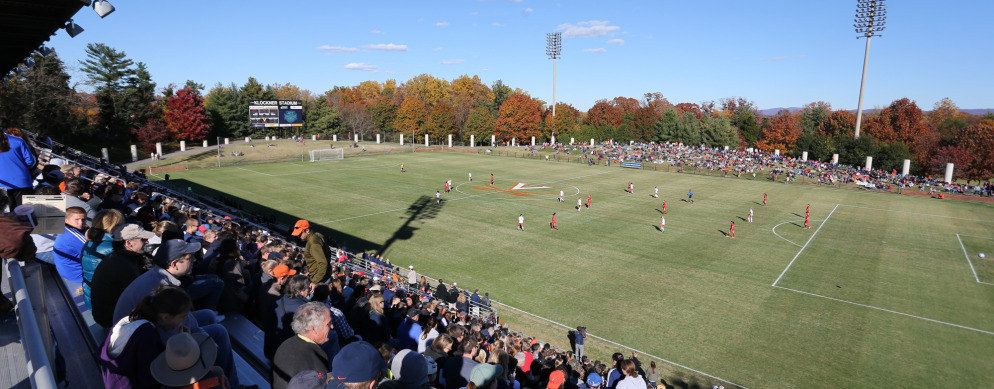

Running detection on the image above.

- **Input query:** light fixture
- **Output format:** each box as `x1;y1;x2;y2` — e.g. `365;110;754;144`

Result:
38;46;54;57
93;0;115;18
25;58;35;68
65;20;84;38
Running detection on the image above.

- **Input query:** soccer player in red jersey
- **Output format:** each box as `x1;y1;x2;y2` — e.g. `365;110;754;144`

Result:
806;204;810;215
586;195;592;208
804;214;810;229
490;172;494;185
763;193;767;206
662;201;667;214
729;221;735;238
551;213;558;230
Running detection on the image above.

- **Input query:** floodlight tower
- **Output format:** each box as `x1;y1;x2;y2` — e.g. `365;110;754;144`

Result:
853;0;887;138
546;32;562;120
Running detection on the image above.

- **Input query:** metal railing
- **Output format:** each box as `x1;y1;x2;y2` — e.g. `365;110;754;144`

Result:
5;259;57;389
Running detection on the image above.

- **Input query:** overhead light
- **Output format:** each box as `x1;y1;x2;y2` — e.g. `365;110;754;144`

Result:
93;0;115;18
25;58;35;68
65;20;84;38
38;46;54;57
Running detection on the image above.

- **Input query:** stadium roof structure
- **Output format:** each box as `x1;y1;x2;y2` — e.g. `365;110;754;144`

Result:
0;0;85;76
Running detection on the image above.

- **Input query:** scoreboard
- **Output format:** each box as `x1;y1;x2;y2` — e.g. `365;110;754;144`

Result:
249;100;304;128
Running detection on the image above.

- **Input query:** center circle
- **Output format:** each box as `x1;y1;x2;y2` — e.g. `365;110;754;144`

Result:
454;179;580;201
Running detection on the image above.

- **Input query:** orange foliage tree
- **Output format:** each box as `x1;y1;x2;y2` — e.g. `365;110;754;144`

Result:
426;102;455;140
820;110;856;137
956;123;994;180
755;110;801;154
495;94;542;142
543;103;581;138
394;97;428;136
585;101;622;128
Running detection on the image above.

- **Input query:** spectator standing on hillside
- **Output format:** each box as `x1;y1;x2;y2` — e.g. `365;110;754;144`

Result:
292;220;329;284
575;326;586;359
0;126;37;205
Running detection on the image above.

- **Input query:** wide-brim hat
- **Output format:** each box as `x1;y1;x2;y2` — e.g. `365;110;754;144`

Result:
150;332;218;387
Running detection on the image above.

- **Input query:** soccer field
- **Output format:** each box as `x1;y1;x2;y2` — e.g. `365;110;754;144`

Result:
153;151;994;388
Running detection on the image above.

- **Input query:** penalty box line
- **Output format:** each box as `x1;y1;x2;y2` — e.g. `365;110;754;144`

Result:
492;301;749;389
773;285;994;336
771;204;840;287
956;234;994;286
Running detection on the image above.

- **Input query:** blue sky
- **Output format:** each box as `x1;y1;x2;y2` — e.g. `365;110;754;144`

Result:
48;0;993;111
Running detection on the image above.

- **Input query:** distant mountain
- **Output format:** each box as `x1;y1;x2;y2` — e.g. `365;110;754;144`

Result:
757;107;993;116
758;107;803;116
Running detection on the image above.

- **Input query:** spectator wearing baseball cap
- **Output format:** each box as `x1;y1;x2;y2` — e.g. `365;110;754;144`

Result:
469;363;504;389
327;341;388;389
547;370;566;389
90;223;155;328
581;373;603;389
272;302;332;389
395;308;424;351
379;349;431;389
292;220;330;284
112;238;244;388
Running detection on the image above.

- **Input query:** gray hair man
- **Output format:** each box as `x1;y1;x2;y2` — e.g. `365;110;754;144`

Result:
272;302;332;389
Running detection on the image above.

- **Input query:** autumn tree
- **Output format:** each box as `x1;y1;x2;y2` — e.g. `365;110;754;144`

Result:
956;123;994;181
163;88;210;142
394;97;428;136
464;107;496;140
489;80;514;113
272;82;315;102
756;110;801;154
674;103;703;119
426;102;456;140
610;96;640;116
862;98;937;168
930;145;974;180
820;110;856;137
446;75;493;135
401;74;450;108
543;103;581;138
367;96;398;134
585;101;622;128
643;92;674;116
133;118;168;154
495;94;542;141
628;106;659;142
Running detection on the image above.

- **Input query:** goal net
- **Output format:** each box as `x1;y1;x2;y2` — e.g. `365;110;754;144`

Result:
309;148;344;162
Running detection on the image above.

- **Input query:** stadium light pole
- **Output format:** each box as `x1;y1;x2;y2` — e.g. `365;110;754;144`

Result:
853;0;887;139
546;32;562;141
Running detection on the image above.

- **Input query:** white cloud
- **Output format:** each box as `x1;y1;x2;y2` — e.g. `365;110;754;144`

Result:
760;56;789;61
480;67;489;71
364;43;408;51
524;7;533;13
557;21;620;38
583;48;607;53
316;45;359;53
440;59;465;65
370;30;383;34
471;11;479;15
797;54;808;59
492;22;504;27
607;39;624;45
342;63;378;71
434;47;443;51
436;22;450;27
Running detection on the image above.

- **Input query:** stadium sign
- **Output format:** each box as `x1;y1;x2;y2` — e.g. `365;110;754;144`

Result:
249;100;304;128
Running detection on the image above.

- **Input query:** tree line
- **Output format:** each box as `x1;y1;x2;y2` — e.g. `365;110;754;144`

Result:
1;43;992;179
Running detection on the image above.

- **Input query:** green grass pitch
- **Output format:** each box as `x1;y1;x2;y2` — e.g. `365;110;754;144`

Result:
153;151;994;388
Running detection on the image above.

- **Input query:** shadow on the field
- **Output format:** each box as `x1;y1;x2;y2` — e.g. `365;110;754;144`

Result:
753;201;763;206
661;378;709;389
379;195;444;255
737;216;747;222
718;229;727;237
166;179;382;252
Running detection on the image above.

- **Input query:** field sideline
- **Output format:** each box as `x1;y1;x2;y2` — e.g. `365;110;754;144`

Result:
153;151;994;388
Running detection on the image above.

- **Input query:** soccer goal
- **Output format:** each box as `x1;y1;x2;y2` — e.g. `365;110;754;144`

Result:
309;148;344;162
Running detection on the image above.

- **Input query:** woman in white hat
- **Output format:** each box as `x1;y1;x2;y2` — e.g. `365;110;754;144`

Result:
97;286;196;388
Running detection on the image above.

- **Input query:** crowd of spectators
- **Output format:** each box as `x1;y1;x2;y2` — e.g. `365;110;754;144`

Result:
522;141;992;196
3;129;681;389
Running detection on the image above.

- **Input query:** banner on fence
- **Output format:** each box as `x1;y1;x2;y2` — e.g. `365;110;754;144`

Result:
621;162;642;169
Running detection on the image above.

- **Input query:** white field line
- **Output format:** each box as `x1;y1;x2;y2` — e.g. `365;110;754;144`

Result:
773;285;994;336
770;219;825;248
237;167;273;176
771;204;840;287
492;301;749;389
317;170;618;224
238;159;446;177
956;234;994;286
839;204;992;223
